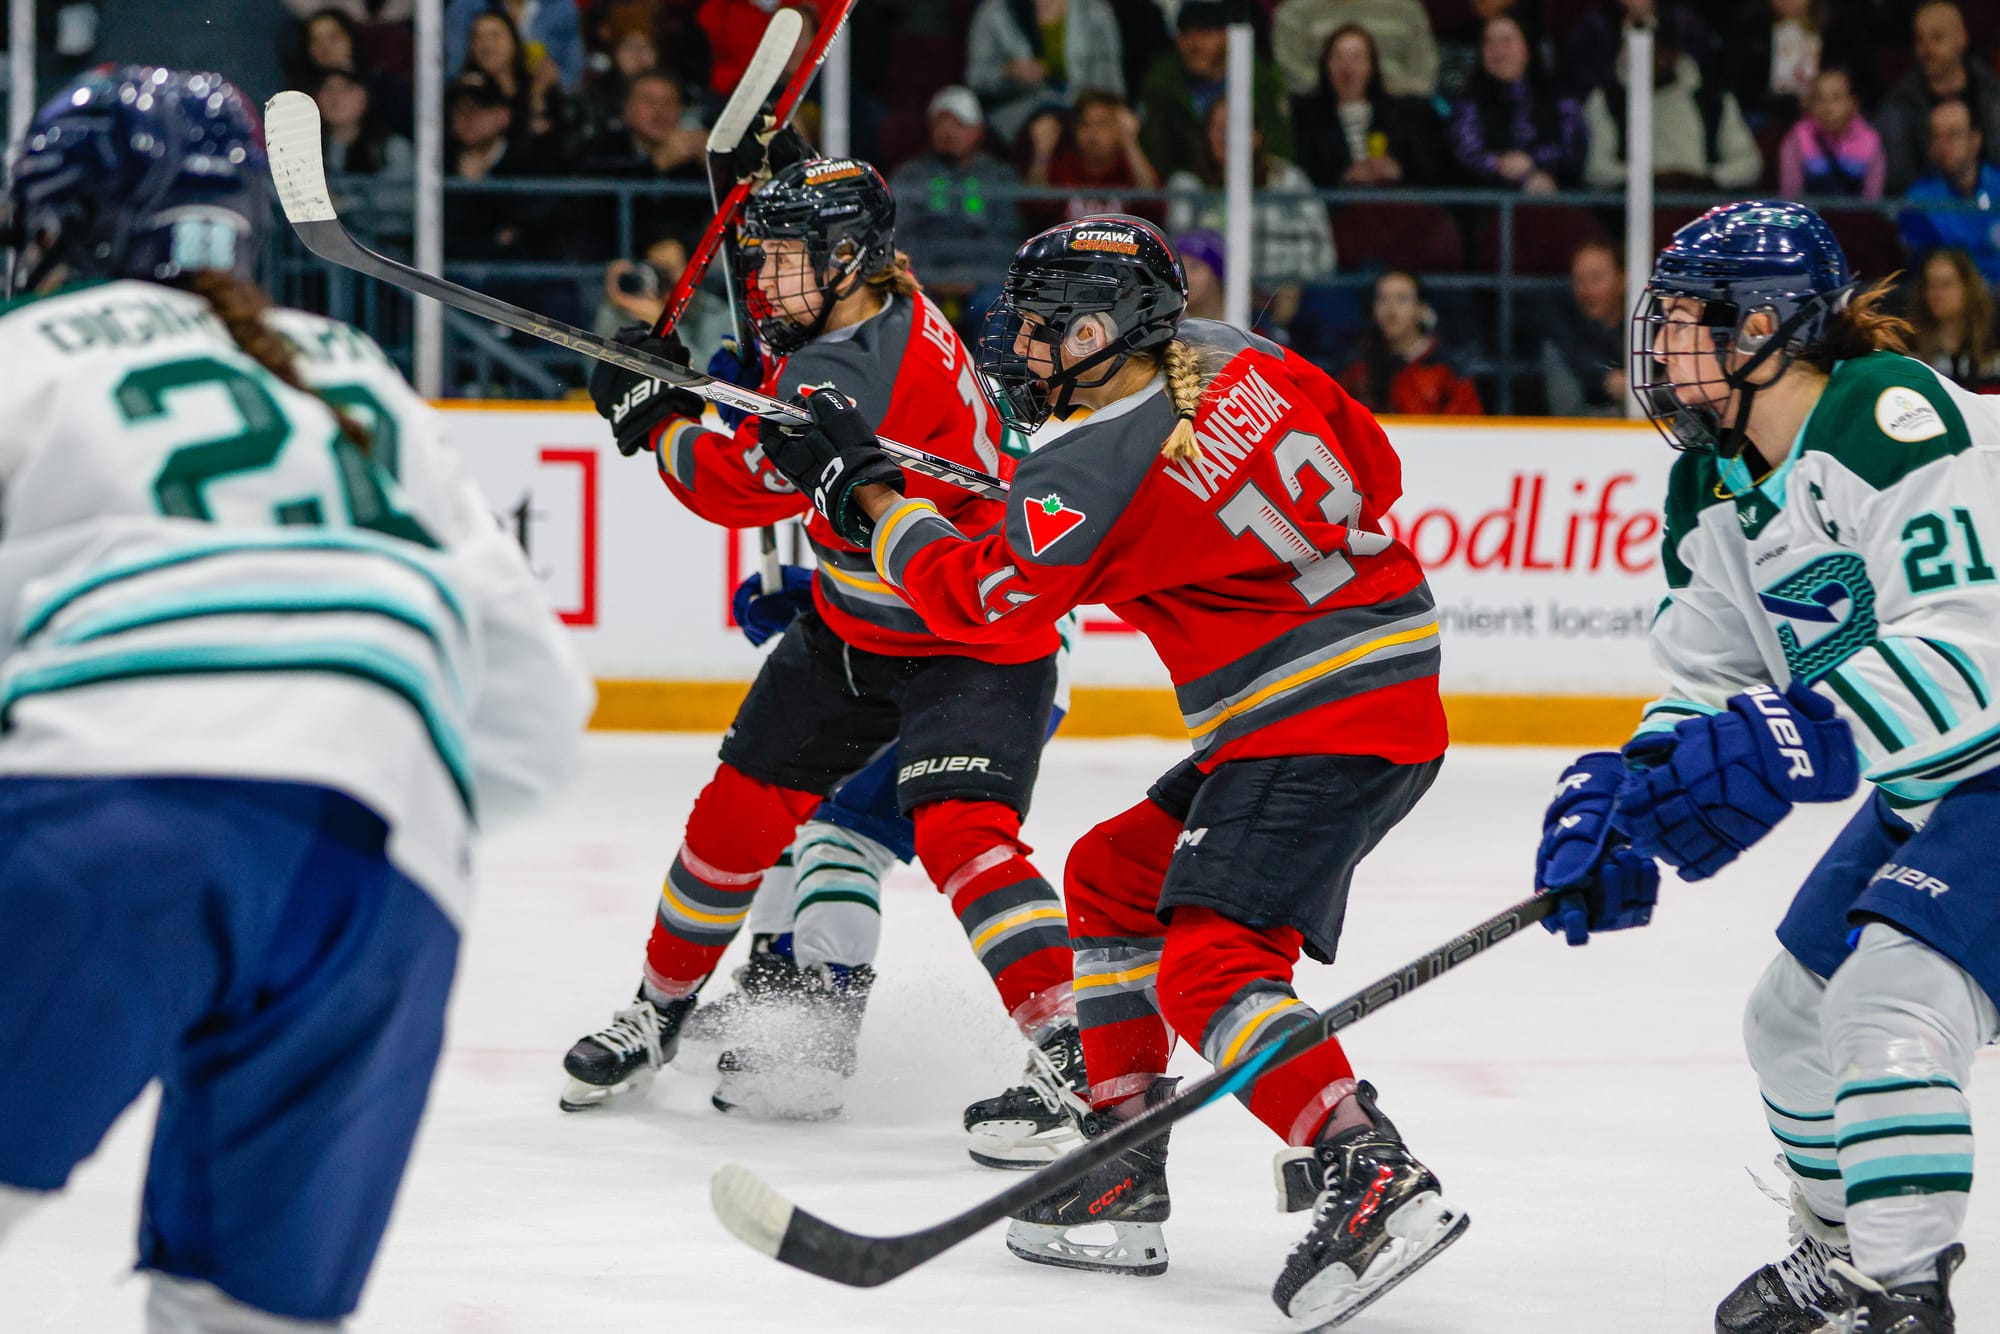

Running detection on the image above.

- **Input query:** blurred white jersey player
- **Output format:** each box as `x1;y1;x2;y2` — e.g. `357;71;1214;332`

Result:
0;68;591;1331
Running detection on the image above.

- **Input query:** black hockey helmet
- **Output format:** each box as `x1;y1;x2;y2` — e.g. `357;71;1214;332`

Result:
977;214;1187;430
738;156;897;355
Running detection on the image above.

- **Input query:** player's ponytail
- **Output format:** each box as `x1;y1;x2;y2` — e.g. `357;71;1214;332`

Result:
1796;276;1912;374
181;270;374;454
863;250;921;298
1159;338;1210;462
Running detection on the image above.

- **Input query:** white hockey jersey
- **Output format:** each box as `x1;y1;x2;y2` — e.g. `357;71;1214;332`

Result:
1642;351;2000;823
0;279;593;919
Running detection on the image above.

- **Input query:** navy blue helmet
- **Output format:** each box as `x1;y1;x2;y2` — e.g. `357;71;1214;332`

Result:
1631;200;1855;457
4;66;268;297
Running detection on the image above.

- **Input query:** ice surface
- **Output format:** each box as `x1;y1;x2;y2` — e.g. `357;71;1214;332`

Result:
3;736;1995;1332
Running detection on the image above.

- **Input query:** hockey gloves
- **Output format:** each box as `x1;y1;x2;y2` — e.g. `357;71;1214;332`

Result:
1612;684;1859;881
1536;752;1660;946
732;563;816;646
588;325;705;457
759;389;904;545
725;120;812;186
706;335;762;430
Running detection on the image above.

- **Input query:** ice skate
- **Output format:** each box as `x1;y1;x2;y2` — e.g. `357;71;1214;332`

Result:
1271;1082;1467;1329
1715;1165;1852;1333
1004;1077;1171;1276
711;963;873;1120
681;937;809;1045
559;992;694;1112
963;1022;1091;1169
1823;1244;1962;1334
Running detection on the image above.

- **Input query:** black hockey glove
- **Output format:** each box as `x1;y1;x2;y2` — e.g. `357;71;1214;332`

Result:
759;389;904;545
725;119;812;184
588;325;706;457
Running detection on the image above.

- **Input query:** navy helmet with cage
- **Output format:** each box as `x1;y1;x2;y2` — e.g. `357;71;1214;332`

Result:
3;66;268;298
979;214;1187;431
1631;199;1854;458
737;156;896;355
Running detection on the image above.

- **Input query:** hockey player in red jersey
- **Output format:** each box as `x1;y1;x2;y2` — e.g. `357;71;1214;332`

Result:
562;158;1085;1136
759;215;1467;1328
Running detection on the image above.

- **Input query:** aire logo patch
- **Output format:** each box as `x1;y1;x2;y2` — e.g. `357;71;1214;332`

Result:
1024;493;1087;555
1875;387;1945;443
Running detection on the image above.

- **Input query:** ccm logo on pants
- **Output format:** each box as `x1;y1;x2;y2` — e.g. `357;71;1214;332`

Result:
899;756;992;783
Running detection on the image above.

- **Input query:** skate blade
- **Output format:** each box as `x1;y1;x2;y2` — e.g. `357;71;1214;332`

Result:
711;1065;845;1121
557;1066;655;1113
967;1119;1084;1170
1285;1194;1469;1330
1004;1219;1168;1277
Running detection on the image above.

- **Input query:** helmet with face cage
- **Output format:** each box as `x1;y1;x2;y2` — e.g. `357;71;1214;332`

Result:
736;156;896;355
1631;200;1854;458
978;214;1187;432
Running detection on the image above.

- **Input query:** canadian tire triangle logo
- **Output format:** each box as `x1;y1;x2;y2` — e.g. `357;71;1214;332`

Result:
1024;493;1086;557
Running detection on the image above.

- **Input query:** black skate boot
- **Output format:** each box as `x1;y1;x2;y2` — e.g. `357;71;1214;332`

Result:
681;936;807;1045
963;1022;1090;1169
1824;1245;1962;1334
1716;1170;1852;1334
558;991;694;1112
711;963;874;1120
1004;1077;1172;1277
1271;1082;1468;1329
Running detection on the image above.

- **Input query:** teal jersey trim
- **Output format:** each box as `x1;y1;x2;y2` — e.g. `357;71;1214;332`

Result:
1872;718;2000;785
0;640;475;815
1825;663;1916;752
1922;637;1991;709
18;532;468;645
1876;640;1958;734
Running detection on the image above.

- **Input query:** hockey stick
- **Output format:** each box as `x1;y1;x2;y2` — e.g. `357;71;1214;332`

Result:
711;892;1559;1287
261;92;1008;503
650;0;858;341
697;11;801;592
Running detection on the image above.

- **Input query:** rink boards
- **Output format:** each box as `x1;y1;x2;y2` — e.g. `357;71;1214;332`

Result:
438;405;1669;745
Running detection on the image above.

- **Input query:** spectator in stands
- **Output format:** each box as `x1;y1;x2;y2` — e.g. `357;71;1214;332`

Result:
1721;0;1821;132
1137;1;1292;183
445;73;558;259
1900;99;2000;285
1176;228;1228;321
1431;0;1540;102
1023;90;1161;227
1878;1;2000;197
1540;238;1627;417
1776;66;1884;199
965;0;1125;150
446;0;583;92
595;236;732;360
458;9;570;155
886;86;1026;296
1294;23;1446;188
1167;95;1335;330
580;70;711;248
1557;0;1715;100
1910;248;2000;390
1582;31;1760;190
290;7;362;83
313;68;414;234
577;10;661;144
1271;0;1440;99
1448;14;1585;191
1339;270;1484;414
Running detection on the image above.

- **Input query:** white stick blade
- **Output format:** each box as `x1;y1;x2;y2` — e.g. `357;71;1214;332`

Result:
710;1163;796;1258
263;91;336;225
708;8;805;154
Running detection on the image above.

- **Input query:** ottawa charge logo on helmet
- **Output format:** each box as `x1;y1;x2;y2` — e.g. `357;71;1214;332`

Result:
1070;227;1141;256
803;160;867;186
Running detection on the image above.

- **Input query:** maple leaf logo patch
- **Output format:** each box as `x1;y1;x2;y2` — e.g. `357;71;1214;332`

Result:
1023;493;1087;556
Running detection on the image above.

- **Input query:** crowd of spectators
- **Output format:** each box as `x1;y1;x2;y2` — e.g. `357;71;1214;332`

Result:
273;0;2000;405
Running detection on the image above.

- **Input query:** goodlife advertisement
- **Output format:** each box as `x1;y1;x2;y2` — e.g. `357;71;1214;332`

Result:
439;408;1674;698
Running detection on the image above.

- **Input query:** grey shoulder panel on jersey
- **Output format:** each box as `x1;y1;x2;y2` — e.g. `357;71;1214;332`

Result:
773;296;912;429
1006;391;1177;566
1178;317;1284;362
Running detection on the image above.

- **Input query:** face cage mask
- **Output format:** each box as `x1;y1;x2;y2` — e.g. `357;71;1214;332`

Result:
1629;290;1832;459
737;230;869;356
978;284;1140;432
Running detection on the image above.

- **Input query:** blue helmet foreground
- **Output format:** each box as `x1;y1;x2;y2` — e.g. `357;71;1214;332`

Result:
1630;200;1855;458
4;66;267;297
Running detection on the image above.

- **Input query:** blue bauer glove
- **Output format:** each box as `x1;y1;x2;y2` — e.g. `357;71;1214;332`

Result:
1612;683;1859;881
1536;752;1661;946
731;564;816;647
706;336;763;430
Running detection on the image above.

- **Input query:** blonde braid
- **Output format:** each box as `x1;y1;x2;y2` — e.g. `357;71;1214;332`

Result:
184;270;374;454
1160;338;1207;461
863;250;921;298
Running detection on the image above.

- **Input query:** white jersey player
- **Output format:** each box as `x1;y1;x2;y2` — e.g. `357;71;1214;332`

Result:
1533;200;2000;1334
0;67;590;1332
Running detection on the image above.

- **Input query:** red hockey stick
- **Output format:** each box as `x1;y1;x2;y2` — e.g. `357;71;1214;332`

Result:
651;0;858;340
